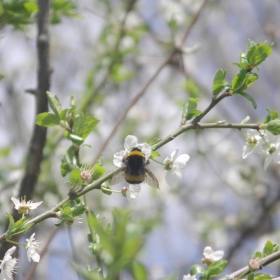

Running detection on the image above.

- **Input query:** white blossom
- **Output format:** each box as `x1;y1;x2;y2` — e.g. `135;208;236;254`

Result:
264;137;280;170
126;184;141;203
11;197;42;216
0;246;17;280
26;233;41;263
164;150;190;186
113;135;151;167
183;274;197;280
202;246;224;263
242;130;266;159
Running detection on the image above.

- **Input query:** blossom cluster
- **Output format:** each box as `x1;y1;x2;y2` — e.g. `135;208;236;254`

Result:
242;129;280;170
183;246;224;280
0;198;42;279
112;135;190;201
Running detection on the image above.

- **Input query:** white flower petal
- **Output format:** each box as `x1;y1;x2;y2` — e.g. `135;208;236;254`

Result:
29;201;43;210
126;184;141;203
113;150;126;167
174;154;190;168
138;143;152;159
165;168;182;187
212;250;224;261
124;135;138;150
203;246;214;257
11;197;20;209
183;274;197;280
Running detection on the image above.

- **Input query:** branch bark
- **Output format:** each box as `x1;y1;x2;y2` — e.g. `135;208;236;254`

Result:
0;0;51;258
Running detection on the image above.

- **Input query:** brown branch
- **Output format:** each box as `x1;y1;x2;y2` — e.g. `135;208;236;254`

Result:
0;0;51;258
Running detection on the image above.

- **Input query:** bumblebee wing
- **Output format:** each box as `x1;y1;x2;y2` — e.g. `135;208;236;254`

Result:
110;167;125;185
144;166;159;189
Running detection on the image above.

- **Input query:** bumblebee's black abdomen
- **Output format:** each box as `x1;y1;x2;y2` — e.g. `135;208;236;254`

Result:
124;149;146;184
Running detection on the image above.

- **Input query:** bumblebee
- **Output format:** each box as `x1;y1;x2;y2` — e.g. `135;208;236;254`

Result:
111;147;159;189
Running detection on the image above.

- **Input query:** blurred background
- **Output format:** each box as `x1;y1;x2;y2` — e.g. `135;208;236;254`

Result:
1;0;280;279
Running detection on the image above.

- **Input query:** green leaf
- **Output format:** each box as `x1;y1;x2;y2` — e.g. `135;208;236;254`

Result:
72;204;87;217
69;134;84;145
150;151;160;159
262;240;274;257
36;112;60;126
264;109;279;123
46;91;62;117
0;74;4;80
232;69;248;91
81;116;99;139
6;213;15;236
69;169;83;186
266;119;280;135
91;164;106;181
212;69;228;97
247;43;273;68
59;108;68;120
254;251;262;259
131;261;148;280
206;260;228;278
247;273;255;280
182;98;200;123
61;162;71;176
190;264;206;276
69;95;76;112
72;111;85;136
61;146;76;176
12;218;33;235
23;2;38;14
102;186;112;195
253;273;272;280
236;92;257;109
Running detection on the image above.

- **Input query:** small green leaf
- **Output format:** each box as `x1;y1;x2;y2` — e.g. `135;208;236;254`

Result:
150;151;160;159
59;108;68;120
262;240;274;257
69;95;76;112
72;112;85;136
69;169;83;186
232;69;248;91
102;186;112;195
182;98;200;123
61;162;71;176
254;251;262;259
247;273;255;280
91;164;106;181
190;264;206;276
36;112;60;126
46;91;62;117
212;69;228;97
72;204;87;216
266;119;280;135
247;43;273;68
6;213;15;236
0;74;4;80
253;273;272;280
236;92;257;109
61;146;76;176
264;109;279;123
131;261;148;280
69;134;84;145
23;2;38;13
206;260;228;278
81;116;99;139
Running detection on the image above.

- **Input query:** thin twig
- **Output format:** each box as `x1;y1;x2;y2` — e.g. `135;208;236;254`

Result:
91;0;210;165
